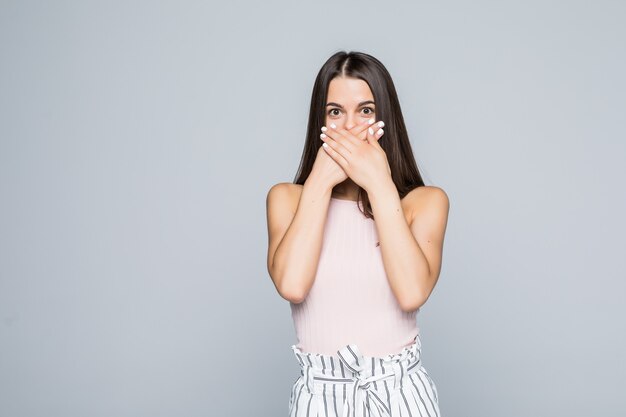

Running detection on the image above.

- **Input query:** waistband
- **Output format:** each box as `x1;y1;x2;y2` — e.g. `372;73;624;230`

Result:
290;334;423;417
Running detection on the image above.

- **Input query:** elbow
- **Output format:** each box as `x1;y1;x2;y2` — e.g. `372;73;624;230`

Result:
280;288;306;304
278;279;307;304
399;290;429;313
399;299;422;314
270;260;307;304
399;270;437;313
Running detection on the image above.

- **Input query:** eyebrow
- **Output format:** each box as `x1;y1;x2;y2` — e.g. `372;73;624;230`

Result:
325;100;375;109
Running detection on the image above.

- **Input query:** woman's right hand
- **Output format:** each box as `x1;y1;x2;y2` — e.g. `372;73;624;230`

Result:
309;144;348;190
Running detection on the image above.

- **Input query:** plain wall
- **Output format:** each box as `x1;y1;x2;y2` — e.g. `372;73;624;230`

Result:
1;1;625;416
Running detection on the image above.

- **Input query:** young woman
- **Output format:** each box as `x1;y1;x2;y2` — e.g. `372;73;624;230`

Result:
266;51;449;417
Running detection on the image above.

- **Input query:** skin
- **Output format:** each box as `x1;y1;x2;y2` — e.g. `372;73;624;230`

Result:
266;76;449;312
323;77;381;200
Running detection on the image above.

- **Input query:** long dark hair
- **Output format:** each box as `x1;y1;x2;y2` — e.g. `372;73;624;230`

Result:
293;50;426;219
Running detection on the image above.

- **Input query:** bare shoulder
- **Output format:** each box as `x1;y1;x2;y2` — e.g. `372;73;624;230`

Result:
266;182;302;215
404;185;450;226
266;182;301;265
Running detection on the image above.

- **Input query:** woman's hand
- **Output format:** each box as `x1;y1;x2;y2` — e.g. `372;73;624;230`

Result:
320;118;391;193
309;119;377;190
309;143;348;191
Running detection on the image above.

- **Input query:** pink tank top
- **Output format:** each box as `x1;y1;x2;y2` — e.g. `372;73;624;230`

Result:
290;196;419;357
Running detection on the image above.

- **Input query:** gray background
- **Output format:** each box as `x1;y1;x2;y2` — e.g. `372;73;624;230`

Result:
1;1;625;416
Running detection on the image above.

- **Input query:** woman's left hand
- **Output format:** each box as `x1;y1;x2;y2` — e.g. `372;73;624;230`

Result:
320;119;392;192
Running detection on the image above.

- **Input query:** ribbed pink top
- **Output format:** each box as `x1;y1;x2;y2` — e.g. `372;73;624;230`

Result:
290;197;419;357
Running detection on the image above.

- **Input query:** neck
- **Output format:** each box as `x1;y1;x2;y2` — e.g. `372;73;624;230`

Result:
331;179;360;200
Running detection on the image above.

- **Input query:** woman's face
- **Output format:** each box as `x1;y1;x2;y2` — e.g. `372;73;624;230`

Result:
325;77;376;140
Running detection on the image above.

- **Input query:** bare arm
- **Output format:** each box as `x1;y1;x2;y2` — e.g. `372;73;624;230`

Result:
266;177;333;303
266;122;371;303
369;182;450;312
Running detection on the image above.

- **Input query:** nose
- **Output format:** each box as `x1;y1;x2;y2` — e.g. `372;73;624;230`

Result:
344;114;356;130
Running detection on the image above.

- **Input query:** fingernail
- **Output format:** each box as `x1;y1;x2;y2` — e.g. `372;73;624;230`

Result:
377;128;384;135
322;143;329;148
320;133;327;138
321;126;327;132
368;118;375;125
368;127;374;135
330;123;336;129
377;121;384;128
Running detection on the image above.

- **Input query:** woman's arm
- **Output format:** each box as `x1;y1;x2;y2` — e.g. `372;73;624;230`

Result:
266;178;332;303
369;182;450;312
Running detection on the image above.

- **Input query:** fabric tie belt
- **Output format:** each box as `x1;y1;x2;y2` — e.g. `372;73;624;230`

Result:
294;342;422;417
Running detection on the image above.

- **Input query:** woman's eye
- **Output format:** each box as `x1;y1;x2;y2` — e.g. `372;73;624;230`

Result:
327;107;375;117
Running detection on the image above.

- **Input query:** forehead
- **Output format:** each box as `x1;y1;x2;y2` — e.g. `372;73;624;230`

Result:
326;77;374;104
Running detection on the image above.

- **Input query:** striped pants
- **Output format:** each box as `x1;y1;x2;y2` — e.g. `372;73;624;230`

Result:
288;334;441;417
